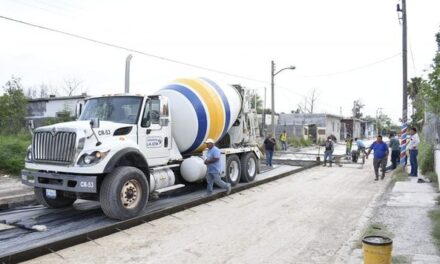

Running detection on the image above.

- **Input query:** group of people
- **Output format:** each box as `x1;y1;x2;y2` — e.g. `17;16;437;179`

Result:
322;127;420;181
206;126;421;194
367;127;420;180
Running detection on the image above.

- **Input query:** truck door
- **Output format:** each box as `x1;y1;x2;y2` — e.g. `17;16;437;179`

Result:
138;96;171;166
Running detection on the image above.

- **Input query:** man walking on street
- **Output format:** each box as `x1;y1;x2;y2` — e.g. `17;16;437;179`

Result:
367;135;389;181
264;134;276;167
408;127;420;177
204;138;231;196
388;132;400;170
323;136;334;167
280;130;288;151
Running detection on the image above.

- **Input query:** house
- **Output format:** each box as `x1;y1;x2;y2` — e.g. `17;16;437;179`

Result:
361;120;376;138
278;113;342;143
341;118;363;139
27;94;87;126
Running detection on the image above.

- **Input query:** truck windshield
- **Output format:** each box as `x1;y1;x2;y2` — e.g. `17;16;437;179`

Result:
79;96;143;124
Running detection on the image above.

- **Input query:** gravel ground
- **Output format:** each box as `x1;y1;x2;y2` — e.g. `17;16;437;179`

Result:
24;157;390;264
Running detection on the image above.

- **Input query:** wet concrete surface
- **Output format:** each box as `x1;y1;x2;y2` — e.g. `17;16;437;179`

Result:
0;164;300;259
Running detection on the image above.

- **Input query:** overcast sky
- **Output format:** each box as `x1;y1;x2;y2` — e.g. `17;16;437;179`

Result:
1;0;440;123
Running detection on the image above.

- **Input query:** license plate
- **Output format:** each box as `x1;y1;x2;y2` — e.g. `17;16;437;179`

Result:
45;189;57;199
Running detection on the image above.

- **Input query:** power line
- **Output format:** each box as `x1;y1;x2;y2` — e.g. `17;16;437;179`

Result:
296;53;402;78
0;15;267;84
0;15;406;86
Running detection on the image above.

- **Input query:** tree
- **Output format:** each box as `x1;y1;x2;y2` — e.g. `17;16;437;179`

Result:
0;76;28;134
296;88;319;114
63;78;84;96
352;99;364;118
424;30;440;116
250;94;264;114
408;77;428;130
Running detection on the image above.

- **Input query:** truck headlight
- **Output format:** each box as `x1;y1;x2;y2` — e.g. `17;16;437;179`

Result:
78;150;110;166
25;145;32;161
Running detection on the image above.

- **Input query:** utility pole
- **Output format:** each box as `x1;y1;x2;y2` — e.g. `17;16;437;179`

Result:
397;0;408;166
399;0;408;122
352;101;356;138
271;61;275;137
263;87;267;138
270;60;295;138
376;108;383;135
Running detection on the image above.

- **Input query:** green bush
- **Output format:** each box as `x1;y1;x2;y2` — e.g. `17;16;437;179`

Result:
418;136;435;174
0;133;31;175
43;109;75;126
286;137;312;148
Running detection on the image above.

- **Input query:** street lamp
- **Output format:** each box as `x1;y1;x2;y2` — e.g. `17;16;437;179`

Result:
271;60;296;138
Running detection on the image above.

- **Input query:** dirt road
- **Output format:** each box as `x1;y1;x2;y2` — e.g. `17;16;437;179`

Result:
26;159;389;264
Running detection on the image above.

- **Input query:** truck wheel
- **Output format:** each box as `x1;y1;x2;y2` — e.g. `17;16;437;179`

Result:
240;152;258;182
225;155;241;186
34;187;76;208
100;166;149;220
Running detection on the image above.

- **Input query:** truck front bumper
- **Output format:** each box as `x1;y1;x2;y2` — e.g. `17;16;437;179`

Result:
21;170;98;193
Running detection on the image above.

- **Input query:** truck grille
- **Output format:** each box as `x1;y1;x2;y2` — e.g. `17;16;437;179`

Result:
32;131;77;163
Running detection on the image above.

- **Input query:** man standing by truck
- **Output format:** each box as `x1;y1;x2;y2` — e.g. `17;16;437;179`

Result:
264;134;276;167
204;138;232;196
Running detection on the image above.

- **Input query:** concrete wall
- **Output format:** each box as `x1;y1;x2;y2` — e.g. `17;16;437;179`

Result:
278;113;342;141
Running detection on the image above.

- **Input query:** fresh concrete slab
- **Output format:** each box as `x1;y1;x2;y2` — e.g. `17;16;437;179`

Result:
0;174;34;209
23;158;391;264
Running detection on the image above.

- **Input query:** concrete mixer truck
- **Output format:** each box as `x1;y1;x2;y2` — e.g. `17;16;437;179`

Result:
21;78;261;220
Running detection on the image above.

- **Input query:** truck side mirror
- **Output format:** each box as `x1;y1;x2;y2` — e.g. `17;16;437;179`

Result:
90;118;100;129
27;120;35;135
28;120;35;130
159;117;169;127
76;102;83;119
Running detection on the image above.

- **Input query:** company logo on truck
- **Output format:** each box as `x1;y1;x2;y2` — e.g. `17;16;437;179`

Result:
147;136;163;148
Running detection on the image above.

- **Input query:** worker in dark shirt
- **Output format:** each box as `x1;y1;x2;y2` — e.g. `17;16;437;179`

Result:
264;134;276;167
366;135;389;181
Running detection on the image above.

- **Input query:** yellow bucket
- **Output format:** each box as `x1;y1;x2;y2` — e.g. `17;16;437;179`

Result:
362;236;393;264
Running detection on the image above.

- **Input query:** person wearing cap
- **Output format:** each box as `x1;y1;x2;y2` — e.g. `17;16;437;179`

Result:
366;135;389;181
204;138;232;196
263;134;276;167
323;136;334;167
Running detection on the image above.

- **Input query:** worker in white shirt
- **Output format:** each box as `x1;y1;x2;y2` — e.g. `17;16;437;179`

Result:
407;127;420;177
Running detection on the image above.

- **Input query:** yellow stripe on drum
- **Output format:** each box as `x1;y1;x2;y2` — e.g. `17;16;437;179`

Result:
175;78;225;151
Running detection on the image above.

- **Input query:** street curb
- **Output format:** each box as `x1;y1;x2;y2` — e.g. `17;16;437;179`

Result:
0;193;36;210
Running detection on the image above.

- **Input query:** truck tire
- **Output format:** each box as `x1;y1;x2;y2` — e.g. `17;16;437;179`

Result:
100;166;149;220
225;155;241;186
240;152;258;182
34;187;76;208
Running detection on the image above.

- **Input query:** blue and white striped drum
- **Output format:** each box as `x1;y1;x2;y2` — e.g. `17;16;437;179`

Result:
157;77;242;154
